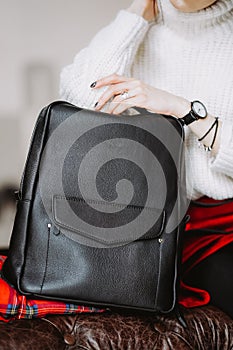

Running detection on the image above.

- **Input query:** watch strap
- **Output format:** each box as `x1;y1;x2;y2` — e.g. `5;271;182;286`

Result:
180;111;198;126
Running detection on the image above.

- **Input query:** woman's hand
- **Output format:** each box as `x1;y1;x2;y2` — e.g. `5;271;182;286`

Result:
90;73;221;155
91;73;190;118
126;0;158;22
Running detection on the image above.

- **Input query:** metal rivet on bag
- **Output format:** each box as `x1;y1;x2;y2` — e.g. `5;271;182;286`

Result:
158;238;164;243
53;225;60;236
63;333;76;346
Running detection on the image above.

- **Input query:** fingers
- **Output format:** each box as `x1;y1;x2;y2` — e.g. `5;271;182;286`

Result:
106;89;137;113
90;73;133;89
94;80;139;111
89;73;145;113
107;95;144;115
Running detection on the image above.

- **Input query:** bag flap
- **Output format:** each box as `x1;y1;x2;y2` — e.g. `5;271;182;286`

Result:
52;195;166;246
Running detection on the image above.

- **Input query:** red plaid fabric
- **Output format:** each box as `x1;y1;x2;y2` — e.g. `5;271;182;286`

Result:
0;256;105;322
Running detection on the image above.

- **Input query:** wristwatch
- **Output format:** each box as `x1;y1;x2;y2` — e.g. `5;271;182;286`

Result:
180;100;208;125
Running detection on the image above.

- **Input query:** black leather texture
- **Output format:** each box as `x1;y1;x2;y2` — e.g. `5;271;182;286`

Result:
2;101;187;314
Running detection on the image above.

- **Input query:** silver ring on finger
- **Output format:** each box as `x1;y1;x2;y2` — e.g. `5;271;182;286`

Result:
120;91;129;100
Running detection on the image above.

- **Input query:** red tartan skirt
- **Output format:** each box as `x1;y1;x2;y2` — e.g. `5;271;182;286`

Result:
179;196;233;308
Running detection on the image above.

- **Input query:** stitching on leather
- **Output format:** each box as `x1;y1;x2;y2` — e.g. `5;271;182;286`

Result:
54;195;163;212
53;215;149;245
40;224;51;293
139;210;166;240
154;239;162;309
52;197;165;245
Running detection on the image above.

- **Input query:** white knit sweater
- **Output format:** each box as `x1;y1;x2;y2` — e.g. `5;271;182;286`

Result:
60;0;233;200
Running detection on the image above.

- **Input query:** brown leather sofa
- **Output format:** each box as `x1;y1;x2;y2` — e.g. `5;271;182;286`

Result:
0;305;232;349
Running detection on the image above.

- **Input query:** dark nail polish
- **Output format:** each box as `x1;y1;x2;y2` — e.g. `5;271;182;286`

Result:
90;81;97;88
94;101;98;108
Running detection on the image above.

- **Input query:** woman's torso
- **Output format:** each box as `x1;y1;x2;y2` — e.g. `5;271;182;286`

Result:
131;2;233;200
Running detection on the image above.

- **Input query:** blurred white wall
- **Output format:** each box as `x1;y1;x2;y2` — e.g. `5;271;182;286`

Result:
0;0;131;247
0;0;131;183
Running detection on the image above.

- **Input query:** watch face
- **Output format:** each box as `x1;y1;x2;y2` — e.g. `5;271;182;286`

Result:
192;101;207;119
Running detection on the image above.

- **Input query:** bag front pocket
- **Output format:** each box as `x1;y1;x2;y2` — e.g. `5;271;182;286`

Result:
52;195;166;248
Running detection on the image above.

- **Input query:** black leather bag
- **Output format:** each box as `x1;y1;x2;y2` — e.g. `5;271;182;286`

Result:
2;101;188;313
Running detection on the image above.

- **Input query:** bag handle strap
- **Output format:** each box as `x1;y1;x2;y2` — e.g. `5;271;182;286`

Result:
132;106;151;114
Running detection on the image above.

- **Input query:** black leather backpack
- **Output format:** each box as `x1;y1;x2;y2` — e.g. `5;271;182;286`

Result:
2;101;188;316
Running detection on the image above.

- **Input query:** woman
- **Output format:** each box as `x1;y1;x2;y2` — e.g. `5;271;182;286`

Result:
60;0;233;318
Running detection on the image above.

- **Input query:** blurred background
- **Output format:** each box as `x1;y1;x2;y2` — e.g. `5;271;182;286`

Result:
0;0;131;250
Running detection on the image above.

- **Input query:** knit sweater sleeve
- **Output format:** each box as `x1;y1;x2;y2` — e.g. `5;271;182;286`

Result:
210;119;233;178
60;10;149;110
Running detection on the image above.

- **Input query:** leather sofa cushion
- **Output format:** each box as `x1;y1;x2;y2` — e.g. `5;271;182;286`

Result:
0;306;232;349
